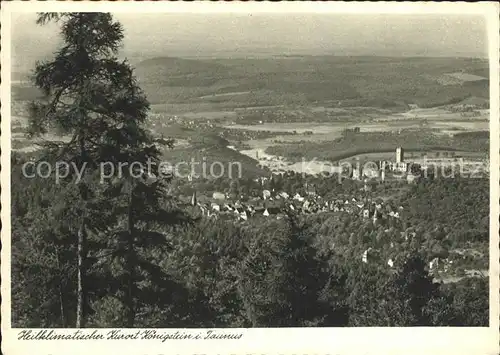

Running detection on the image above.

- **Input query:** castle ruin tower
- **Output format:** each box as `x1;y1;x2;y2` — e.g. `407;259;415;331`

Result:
395;147;404;164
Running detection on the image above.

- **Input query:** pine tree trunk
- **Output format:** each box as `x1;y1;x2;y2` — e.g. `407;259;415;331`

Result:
125;186;136;327
56;248;66;327
76;128;87;328
76;220;86;328
59;284;66;327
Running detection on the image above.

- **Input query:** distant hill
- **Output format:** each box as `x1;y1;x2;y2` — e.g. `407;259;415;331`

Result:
133;56;489;109
163;145;267;179
13;56;490;111
135;56;230;86
189;133;229;148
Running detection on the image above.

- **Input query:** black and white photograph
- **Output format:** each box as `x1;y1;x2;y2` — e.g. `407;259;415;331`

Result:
1;2;499;355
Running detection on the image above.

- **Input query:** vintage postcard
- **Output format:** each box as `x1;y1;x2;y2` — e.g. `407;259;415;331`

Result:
1;1;499;355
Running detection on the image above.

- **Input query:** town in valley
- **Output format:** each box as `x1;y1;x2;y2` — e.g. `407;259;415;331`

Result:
9;11;490;328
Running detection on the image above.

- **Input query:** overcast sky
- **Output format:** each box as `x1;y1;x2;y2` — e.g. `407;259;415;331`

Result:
11;12;488;72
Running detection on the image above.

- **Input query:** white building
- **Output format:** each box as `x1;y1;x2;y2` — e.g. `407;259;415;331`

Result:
362;249;369;263
352;168;361;180
279;192;289;199
429;257;440;270
362;248;374;263
293;193;304;202
388;161;408;173
212;192;225;200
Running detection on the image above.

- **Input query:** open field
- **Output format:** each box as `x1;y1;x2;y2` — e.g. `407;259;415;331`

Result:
265;130;489;163
179;111;237;120
444;72;488;82
226;119;488;134
226;123;356;134
226;108;489;162
338;150;486;164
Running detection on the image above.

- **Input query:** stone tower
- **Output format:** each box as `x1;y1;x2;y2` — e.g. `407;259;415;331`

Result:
396;147;404;163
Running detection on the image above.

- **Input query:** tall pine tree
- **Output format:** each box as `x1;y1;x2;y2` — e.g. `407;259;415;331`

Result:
28;12;189;327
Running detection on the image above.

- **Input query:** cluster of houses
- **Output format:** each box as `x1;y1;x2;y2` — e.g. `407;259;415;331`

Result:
361;243;450;273
235;108;308;125
360;234;484;279
148;113;218;132
187;187;405;226
361;248;454;273
183;148;415;222
186;181;476;279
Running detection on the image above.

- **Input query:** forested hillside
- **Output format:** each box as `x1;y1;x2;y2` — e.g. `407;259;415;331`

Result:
12;151;488;327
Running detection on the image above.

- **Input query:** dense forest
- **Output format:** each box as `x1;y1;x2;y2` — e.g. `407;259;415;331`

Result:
11;155;489;327
11;13;488;328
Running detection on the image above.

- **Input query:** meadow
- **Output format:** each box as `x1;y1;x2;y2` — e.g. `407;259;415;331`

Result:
265;130;489;163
